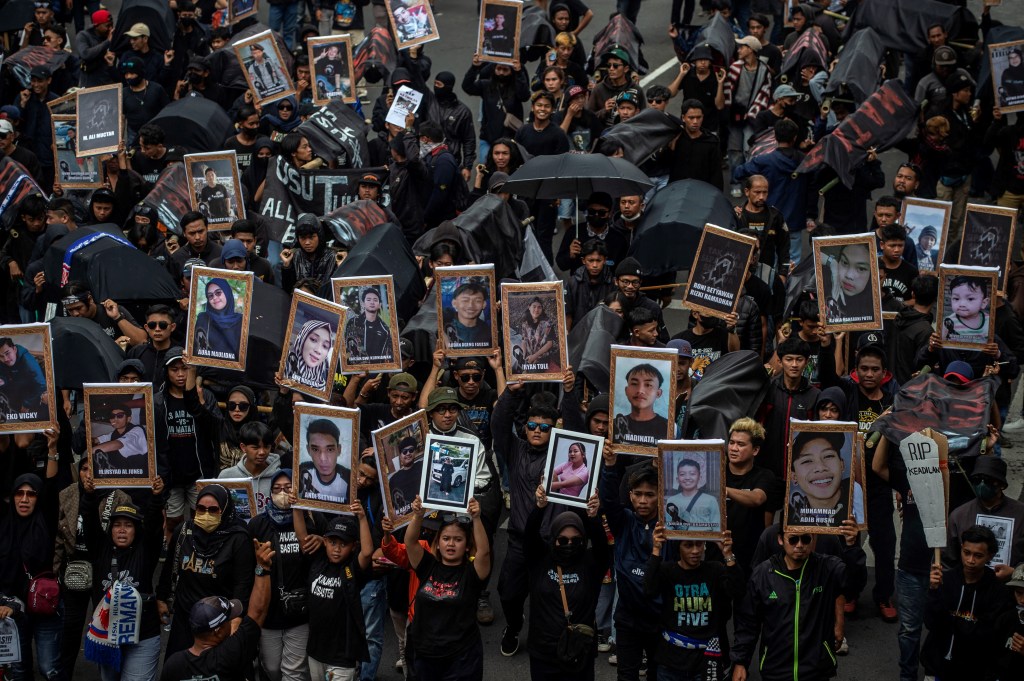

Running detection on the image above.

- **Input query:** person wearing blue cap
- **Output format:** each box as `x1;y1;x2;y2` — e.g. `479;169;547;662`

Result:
220;240;250;272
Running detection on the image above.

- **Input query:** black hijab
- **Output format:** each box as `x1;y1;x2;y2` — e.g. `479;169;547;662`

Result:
0;474;53;592
190;483;248;557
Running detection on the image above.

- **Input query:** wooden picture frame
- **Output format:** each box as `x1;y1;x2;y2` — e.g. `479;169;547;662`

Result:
435;265;498;357
0;323;57;434
183;151;245;228
543;428;603;509
332;275;402;373
307;35;357;105
988;40;1024;114
853;433;868;531
812;234;883;332
84;383;157;488
292;402;360;514
385;0;440;50
500;280;568;382
75;84;122;157
196;478;257;522
185;266;254;371
935;264;998;350
47;91;76;115
51;115;102;189
477;0;523;65
609;345;678;456
228;0;259;24
277;290;347;401
783;420;859;535
683;224;758;320
419;434;479;513
373;409;429;529
958;203;1017;293
233;30;296;106
900;197;952;274
657;439;727;540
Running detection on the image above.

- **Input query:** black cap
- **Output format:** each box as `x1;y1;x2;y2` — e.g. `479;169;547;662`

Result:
164;346;185;366
324;516;359;542
399;337;414;360
110;502;143;524
944;70;974;94
615;257;642;278
856;331;885;351
189;596;243;633
30;65;52;80
90;188;115;204
454;357;484;371
972;456;1007;486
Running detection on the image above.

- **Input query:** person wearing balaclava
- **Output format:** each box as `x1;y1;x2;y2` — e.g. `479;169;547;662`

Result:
462;54;531;159
280;213;338;293
156;482;256;659
371;67;441;135
433;71;477;181
524;494;608;680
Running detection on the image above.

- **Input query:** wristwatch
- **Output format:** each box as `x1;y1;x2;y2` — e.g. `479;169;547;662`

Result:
254;565;270;577
724;555;737;565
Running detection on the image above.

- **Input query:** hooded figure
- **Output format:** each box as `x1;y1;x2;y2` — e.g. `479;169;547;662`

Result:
241;136;276;209
285;318;334;391
371;67;441;134
217;384;260;468
264;95;303;135
283;214;338;293
0;473;55;599
194;277;245;359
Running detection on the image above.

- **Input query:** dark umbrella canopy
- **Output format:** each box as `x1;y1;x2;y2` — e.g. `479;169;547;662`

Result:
501;154;653;200
149;98;234;153
568;305;624;391
0;0;34;33
824;27;885;105
627;179;738;276
683;350;770;440
50;317;126;389
111;0;176;53
451;194;524;282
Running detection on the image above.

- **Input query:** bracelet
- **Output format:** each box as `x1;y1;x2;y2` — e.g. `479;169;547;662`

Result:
359;392;370;399
254;565;270;577
46;454;58;462
724;555;737;565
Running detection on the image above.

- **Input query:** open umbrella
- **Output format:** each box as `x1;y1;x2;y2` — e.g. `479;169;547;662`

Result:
843;0;965;53
0;0;34;33
626;179;738;277
111;0;176;53
50;317;126;389
568;305;623;392
501;154;653;201
683;350;769;439
148;98;234;153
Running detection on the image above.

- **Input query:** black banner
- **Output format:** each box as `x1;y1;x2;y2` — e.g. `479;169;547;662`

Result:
844;0;963;54
593;108;681;164
824;27;885;105
796;80;917;188
296;99;371;168
4;46;71;88
141;164;191;236
0;156;45;230
779;27;828;79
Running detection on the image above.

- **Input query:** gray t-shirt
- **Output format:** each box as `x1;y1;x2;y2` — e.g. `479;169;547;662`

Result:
735;67;756;111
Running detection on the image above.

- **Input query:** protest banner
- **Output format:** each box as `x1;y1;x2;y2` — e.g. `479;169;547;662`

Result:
296;92;370;167
898;429;949;552
0;156;45;231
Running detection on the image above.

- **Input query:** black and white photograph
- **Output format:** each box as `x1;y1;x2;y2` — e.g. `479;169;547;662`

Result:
292;403;359;514
373;410;429;528
184;152;244;227
812;234;883;332
609;345;678;456
84;383;157;488
234;30;295;106
957;204;1017;293
436;265;498;357
333;275;401;373
543;429;603;509
975;514;1013;566
419;434;479;513
0;323;56;433
989;39;1024;113
501;281;567;382
75;84;122;157
308;35;357;105
683;224;758;319
51;114;102;189
657;440;726;540
936;265;998;351
385;0;440;50
784;420;860;534
900;197;952;273
278;290;346;401
185;266;253;370
478;0;522;65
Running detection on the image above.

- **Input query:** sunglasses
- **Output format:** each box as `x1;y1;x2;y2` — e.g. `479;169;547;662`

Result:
196;504;222;515
0;133;8;140
607;62;625;69
400;446;417;455
555;535;583;547
649;97;666;104
786;534;814;546
146;321;170;330
278;105;294;111
110;411;128;419
15;489;38;499
227;401;250;412
525;421;552;433
441;512;473;525
433;405;459;415
458;373;483;383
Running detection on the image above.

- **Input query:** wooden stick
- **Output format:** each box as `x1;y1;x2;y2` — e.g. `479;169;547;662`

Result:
639;282;686;292
934;547;942;568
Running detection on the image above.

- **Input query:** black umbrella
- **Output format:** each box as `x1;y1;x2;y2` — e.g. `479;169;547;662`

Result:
683;350;769;440
568;305;623;392
325;222;426;324
700;14;736;68
592;108;682;165
0;0;34;33
824;28;885;105
50;317;126;389
782;249;818;320
148;98;234;153
501;154;653;201
43;226;180;303
111;0;176;53
626;179;738;277
843;0;965;53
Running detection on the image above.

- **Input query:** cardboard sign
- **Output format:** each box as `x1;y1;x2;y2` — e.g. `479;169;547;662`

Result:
898;429;949;548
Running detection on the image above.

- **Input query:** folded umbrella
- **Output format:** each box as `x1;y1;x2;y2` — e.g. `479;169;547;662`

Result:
501;154;653;201
592;108;682;165
399;293;437;364
519;5;555;62
50;317;126;389
568;305;623;392
148;98;234;154
111;0;176;53
683;350;770;440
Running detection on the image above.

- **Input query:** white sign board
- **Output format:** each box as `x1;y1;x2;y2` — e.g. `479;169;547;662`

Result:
899;431;947;548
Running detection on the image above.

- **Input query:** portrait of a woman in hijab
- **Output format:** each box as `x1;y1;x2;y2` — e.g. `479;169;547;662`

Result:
284;318;335;393
194;277;245;360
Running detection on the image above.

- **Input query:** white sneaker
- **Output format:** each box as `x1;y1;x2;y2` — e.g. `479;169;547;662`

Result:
1003;419;1024;433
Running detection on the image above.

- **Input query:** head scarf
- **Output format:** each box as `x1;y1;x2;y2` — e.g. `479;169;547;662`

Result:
286;319;333;389
219;384;258;448
263;95;302;132
190;483;247;556
264;470;293;527
204;278;243;325
0;474;52;593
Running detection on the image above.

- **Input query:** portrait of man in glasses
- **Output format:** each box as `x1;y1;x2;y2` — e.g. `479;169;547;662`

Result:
388;434;423;516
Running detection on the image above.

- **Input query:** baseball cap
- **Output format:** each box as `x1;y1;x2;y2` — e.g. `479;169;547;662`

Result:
399;337;414;360
945;70;974;94
125;23;151;38
30;66;52;80
121;59;144;75
388;372;418;392
357;172;382;187
164;346;185;367
116;359;146;378
971;456;1007;487
190;596;243;633
324;516;359;542
91;187;115;204
735;36;761;52
615;257;642;278
0;120;14;136
933;46;957;67
182;258;205;279
91;9;112;25
615;89;639;106
856;331;885;352
1006;562;1024;588
426;386;462;412
221;239;248;263
0;105;21;121
666;339;693;359
454;357;484;372
943;360;974;384
567;85;586;100
602;48;630;66
772;84;803;100
110;503;143;524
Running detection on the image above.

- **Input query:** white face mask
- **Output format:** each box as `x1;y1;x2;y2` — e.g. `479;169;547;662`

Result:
272;491;291;510
623;209;643;223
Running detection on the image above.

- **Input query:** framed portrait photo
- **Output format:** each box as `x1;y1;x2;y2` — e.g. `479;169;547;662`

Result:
332;275;402;373
385;0;440;50
183;151;244;228
373;409;429;529
812;234;883;332
75;84;122;157
935;264;998;350
683;224;758;320
501;281;568;382
185;266;254;370
51;115;102;189
543;429;603;509
292;402;360;514
989;40;1024;113
308;35;357;105
478;0;523;65
234;30;296;106
0;323;56;433
957;204;1017;293
784;420;859;534
196;478;257;522
84;383;157;488
278;290;346;401
657;440;726;540
852;433;868;530
228;0;259;24
900;198;952;273
609;345;678;456
435;265;498;357
419;434;479;513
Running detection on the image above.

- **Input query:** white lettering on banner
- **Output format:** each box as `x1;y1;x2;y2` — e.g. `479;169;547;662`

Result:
899;431;947;547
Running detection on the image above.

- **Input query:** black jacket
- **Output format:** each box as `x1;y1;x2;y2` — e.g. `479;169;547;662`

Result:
669;128;723;189
386;131;432;243
890;307;934;385
461;63;530;144
759;375;820;477
555;225;628;273
437;96;477;171
566;265;616;327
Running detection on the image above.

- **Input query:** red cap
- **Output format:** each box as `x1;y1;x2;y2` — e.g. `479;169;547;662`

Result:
91;9;112;25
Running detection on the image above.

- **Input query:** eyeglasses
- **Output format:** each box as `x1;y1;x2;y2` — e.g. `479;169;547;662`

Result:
618;278;641;288
458;373;483;384
786;534;814;546
555;535;583;547
196;504;222;515
433;405;459;415
525;421;552;433
15;489;38;499
227;401;250;412
271;485;290;493
400;446;417;455
607;62;625;69
146;321;170;330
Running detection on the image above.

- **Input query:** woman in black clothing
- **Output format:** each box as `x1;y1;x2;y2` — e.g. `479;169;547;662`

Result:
524;484;608;681
405;495;491;681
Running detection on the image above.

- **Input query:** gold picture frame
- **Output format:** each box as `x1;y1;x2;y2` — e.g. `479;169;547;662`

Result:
683;224;758;320
51;115;102;189
195;478;257;521
900;197;952;274
183;151;245;228
935;264;998;351
373;409;429;529
385;0;440;51
812;233;883;332
783;419;858;535
332;275;402;373
657;439;727;540
435;265;498;358
608;345;678;456
84;383;157;488
233;29;296;106
185;266;254;371
74;84;122;157
277;289;347;401
500;280;568;382
307;35;357;105
292;402;360;514
0;323;57;434
477;0;523;66
958;203;1017;293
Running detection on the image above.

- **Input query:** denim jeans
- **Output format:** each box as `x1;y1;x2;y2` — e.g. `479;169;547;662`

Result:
11;605;63;681
360;578;386;681
656;665;704;681
269;2;300;50
615;623;658;681
98;635;162;681
896;569;929;681
260;624;311;681
789;231;804;266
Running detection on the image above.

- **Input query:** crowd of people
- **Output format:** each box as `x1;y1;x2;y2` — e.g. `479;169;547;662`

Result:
2;1;1024;681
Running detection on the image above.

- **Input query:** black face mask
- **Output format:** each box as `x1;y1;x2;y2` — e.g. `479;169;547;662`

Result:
187;72;204;85
239;126;258;140
554;544;584;563
124;75;140;87
701;315;723;329
588;214;609;229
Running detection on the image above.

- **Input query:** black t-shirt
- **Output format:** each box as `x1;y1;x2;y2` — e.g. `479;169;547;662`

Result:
515;122;570;157
199;184;231;219
358;403;399;449
880;259;919;303
615;413;670;447
411;552;484;660
680;70;722;129
131;147;184;185
459;386;498;449
124;82;170;135
552;109;605;152
674;327;730;380
726;465;778;569
159;616;261;681
388;461;422;517
223;135;258;172
307;553;370;666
